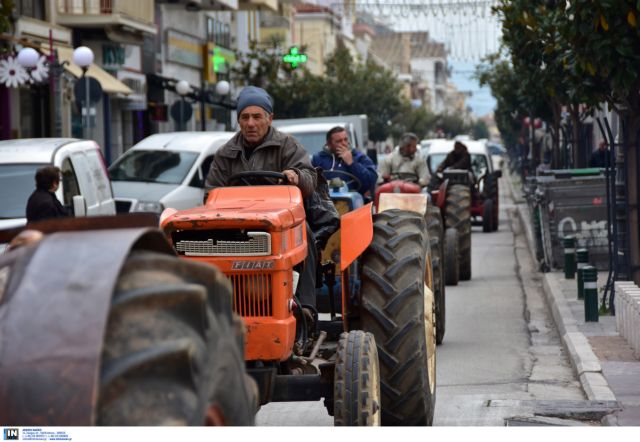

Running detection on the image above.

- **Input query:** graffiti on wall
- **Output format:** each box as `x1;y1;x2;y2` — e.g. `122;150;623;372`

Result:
558;217;608;248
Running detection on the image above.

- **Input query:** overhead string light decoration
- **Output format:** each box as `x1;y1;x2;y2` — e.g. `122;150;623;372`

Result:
331;0;501;61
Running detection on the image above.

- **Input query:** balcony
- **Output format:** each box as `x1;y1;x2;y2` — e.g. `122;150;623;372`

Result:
56;0;156;35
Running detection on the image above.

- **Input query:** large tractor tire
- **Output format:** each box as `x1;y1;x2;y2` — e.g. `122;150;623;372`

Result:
360;209;436;426
444;227;459;286
484;174;500;231
482;198;494;233
334;331;381;426
426;205;446;345
445;184;471;281
97;251;257;426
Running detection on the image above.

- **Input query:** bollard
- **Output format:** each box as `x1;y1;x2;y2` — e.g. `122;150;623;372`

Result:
583;266;599;322
576;248;589;300
564;236;576;279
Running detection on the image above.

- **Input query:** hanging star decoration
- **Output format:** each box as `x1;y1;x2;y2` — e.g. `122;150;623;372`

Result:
283;47;308;69
0;56;29;88
30;55;50;83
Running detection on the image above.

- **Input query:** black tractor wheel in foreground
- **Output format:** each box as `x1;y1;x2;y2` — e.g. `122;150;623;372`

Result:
445;184;471;281
426;205;446;345
360;209;436;426
334;330;381;426
97;251;257;426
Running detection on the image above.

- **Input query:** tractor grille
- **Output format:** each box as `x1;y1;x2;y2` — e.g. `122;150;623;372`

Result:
229;273;272;317
175;232;271;256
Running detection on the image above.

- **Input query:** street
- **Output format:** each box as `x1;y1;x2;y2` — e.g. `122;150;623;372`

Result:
256;178;587;426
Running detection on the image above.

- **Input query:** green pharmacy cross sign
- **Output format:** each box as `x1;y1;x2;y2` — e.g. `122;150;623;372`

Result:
283;47;307;69
213;47;226;73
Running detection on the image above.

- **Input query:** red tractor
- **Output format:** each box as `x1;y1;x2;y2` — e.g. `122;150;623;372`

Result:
161;171;437;426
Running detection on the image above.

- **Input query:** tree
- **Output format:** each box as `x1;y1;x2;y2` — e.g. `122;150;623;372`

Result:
472;120;490;140
0;1;15;56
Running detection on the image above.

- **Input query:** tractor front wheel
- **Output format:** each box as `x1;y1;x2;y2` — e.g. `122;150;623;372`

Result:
333;331;381;426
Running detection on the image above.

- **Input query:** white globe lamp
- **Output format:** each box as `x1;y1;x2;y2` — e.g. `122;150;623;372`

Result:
215;80;230;96
17;47;39;69
72;46;94;69
176;80;191;96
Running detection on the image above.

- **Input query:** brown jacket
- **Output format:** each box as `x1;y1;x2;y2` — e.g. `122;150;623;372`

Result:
205;127;317;198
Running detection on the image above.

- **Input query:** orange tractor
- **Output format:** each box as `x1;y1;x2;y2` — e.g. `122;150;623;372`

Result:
161;171;437;426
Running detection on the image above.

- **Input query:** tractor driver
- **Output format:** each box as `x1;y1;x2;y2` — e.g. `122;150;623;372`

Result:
311;126;378;198
436;140;471;173
204;86;319;308
378;132;430;187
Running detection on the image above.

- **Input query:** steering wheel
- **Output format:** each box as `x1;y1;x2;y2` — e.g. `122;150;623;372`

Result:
227;171;288;187
389;172;420;184
323;170;363;192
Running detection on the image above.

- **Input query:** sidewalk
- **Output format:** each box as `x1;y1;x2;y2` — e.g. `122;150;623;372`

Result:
508;171;640;426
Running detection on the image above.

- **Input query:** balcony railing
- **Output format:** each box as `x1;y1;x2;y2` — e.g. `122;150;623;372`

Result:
57;0;155;30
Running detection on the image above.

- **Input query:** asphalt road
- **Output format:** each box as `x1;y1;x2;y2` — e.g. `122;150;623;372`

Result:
256;178;586;426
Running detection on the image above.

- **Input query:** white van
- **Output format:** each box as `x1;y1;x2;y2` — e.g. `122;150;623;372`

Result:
274;122;359;157
0;138;116;231
109;131;235;213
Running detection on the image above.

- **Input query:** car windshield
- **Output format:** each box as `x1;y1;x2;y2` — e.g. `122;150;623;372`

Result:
0;163;46;218
109;150;198;185
287;132;327;156
428;153;489;177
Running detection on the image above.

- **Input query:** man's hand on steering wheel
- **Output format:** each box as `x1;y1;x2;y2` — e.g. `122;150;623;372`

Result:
282;169;299;185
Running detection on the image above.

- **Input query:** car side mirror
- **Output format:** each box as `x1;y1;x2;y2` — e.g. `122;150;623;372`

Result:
494;170;503;178
72;195;87;217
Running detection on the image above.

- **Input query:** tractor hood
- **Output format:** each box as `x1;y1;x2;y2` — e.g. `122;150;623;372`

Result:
162;185;306;232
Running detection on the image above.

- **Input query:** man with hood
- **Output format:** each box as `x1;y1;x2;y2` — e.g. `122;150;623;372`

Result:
436;140;471;173
311;126;378;198
379;132;430;187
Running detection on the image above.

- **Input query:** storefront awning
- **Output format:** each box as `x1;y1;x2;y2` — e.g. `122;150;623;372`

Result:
41;45;133;95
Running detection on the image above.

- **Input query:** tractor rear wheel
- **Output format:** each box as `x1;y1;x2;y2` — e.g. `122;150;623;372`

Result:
445;184;471;281
334;331;381;426
444;227;459;286
484;174;500;231
97;251;257;426
360;209;436;426
426;205;446;345
482;199;494;233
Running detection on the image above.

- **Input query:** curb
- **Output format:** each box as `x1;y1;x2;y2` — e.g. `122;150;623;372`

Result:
506;172;618;408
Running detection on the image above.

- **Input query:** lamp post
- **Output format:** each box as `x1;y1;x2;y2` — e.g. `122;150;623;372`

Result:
72;46;94;141
175;80;191;131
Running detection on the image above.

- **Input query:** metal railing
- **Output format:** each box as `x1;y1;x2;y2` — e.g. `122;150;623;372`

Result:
57;0;154;25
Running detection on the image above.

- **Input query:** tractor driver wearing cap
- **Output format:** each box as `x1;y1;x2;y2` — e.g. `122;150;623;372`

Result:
205;86;316;197
204;86;319;308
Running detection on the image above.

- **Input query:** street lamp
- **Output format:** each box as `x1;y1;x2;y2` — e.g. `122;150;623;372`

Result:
72;46;94;141
17;47;39;70
176;80;191;131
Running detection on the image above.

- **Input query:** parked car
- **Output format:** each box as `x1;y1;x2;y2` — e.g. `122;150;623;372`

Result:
109;131;234;214
0;138;116;232
487;141;507;171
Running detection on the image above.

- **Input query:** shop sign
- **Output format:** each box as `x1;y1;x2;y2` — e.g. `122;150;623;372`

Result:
167;30;203;69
